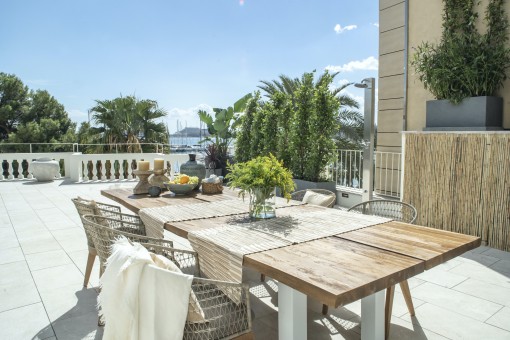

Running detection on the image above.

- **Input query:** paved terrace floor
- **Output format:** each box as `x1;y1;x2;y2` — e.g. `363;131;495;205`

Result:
0;179;509;340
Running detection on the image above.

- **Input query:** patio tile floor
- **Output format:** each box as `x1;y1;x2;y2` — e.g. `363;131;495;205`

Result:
0;179;509;339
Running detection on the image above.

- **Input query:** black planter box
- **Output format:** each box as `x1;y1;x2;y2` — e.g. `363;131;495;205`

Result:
425;96;503;131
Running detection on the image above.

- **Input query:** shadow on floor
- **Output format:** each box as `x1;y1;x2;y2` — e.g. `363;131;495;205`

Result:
32;287;103;340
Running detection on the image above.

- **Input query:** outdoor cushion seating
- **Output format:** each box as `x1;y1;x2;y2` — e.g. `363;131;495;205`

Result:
291;189;336;208
83;215;252;340
348;199;418;338
72;197;147;286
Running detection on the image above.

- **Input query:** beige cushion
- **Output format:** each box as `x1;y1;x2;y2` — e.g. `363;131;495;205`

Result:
149;253;206;323
302;191;335;207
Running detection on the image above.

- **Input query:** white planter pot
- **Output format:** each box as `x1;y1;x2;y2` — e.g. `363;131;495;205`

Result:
31;158;60;181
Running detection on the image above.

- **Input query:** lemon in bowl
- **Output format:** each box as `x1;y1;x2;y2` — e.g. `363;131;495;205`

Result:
165;174;199;195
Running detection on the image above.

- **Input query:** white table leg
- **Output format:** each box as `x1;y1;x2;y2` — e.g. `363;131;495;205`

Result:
278;282;307;340
361;290;385;340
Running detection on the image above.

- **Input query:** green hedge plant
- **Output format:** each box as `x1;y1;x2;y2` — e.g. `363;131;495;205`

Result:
412;0;510;104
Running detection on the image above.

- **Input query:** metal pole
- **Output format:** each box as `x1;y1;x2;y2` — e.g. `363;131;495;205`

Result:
361;78;375;202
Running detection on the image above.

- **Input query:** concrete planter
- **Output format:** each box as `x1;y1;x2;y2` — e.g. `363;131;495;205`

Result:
425;96;503;131
31;157;60;181
293;179;337;193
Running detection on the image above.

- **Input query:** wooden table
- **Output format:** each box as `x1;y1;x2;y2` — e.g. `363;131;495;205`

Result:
101;188;481;340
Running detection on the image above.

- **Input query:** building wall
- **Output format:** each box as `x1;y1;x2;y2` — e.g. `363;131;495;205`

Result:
377;0;406;153
379;0;510;150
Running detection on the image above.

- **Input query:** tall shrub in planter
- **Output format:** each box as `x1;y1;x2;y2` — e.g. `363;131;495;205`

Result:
305;73;340;181
262;99;279;156
290;72;315;179
274;92;293;168
235;92;260;162
250;105;265;158
412;0;510;104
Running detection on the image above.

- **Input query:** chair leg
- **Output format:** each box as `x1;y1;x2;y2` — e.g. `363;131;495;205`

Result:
322;304;329;315
83;252;96;287
400;280;415;316
260;274;265;282
385;284;395;340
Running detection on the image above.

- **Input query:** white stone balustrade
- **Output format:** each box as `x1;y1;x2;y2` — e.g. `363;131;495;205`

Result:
0;152;190;182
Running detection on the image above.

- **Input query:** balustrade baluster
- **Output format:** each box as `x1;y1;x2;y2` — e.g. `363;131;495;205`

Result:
92;159;99;181
86;160;93;181
105;160;112;180
113;160;120;180
100;159;107;180
130;159;137;179
122;160;129;180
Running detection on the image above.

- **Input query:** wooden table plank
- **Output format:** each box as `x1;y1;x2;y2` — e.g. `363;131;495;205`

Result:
337;221;481;269
167;204;324;238
101;188;202;213
244;237;425;308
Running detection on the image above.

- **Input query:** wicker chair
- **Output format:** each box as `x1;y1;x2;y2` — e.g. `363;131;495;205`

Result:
146;243;253;340
72;198;146;286
83;215;252;340
81;214;171;275
348;199;417;223
348;199;417;338
290;189;336;208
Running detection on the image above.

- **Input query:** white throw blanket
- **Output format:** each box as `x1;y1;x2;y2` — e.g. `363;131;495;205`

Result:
99;237;193;340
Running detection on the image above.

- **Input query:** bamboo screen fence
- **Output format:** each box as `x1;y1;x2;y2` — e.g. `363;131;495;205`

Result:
403;132;510;251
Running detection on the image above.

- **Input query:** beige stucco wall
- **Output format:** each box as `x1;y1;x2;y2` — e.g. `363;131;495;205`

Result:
377;0;406;153
407;0;510;130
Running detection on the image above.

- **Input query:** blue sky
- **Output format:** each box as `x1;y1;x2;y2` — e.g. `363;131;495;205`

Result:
1;0;379;133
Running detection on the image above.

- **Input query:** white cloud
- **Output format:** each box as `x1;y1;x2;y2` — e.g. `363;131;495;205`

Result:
334;24;357;34
325;56;379;73
68;109;89;123
167;104;213;133
373;22;379;27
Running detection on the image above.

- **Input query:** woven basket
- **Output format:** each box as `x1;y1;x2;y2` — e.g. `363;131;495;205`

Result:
201;182;223;194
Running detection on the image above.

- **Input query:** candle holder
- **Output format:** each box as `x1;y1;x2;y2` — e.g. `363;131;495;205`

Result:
132;170;154;195
149;168;170;189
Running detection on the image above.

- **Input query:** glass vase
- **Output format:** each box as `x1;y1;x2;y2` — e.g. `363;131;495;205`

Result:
249;187;276;219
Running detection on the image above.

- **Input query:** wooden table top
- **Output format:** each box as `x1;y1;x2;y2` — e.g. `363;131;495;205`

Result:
244;237;425;308
101;188;481;307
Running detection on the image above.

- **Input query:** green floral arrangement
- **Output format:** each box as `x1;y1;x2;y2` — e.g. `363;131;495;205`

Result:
226;153;295;199
226;154;295;218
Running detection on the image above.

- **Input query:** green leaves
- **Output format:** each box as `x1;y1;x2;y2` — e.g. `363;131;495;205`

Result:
226;154;296;200
412;0;510;104
235;70;355;182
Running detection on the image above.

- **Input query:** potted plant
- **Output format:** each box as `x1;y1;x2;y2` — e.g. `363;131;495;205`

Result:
235;71;345;193
412;0;510;130
204;143;222;177
225;154;295;219
198;93;252;176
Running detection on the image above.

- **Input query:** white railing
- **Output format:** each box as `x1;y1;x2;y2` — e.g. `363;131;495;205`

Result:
329;149;402;198
0;152;190;182
0;142;169;154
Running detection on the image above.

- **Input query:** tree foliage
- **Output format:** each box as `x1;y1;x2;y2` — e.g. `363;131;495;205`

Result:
235;70;361;182
0;73;76;151
412;0;510;104
88;95;168;153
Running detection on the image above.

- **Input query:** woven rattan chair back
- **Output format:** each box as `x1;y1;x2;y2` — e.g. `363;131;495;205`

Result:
290;189;336;208
81;214;171;271
142;243;252;340
348;199;417;223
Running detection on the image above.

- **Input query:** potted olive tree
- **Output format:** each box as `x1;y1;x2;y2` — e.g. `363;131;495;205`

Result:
412;0;510;130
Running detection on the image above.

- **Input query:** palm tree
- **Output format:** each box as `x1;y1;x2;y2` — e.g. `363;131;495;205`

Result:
88;95;168;153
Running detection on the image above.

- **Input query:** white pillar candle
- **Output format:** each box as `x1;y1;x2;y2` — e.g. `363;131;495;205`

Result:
138;161;150;171
154;158;164;170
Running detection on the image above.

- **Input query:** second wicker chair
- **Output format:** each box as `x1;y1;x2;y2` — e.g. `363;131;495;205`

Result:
82;214;252;340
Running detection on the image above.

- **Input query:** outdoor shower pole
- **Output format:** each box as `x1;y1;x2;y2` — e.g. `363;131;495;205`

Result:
357;78;375;202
